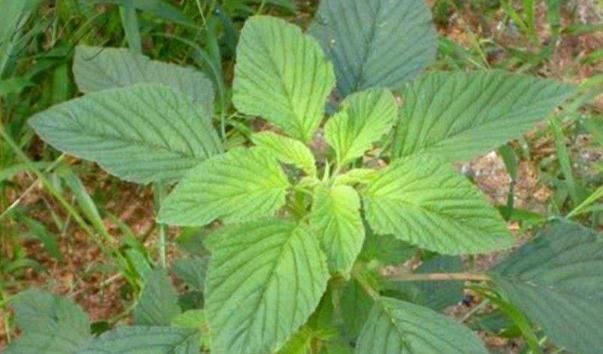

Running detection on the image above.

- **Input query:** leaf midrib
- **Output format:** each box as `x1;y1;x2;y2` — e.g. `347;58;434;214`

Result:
36;120;201;161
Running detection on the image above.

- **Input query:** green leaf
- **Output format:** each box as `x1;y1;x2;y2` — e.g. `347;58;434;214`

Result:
363;154;513;254
356;297;488;354
205;220;329;354
491;221;603;354
360;231;416;266
392;71;575;162
172;256;208;290
233;16;336;141
79;326;200;354
119;0;142;53
333;168;378;186
16;213;62;260
171;310;206;329
134;268;181;326
252;131;317;176
411;256;464;311
0;77;33;96
325;89;397;165
29;85;222;184
74;46;214;116
309;0;437;96
276;327;314;354
386;256;464;312
158;148;290;226
310;184;364;275
340;278;374;339
0;0;42;77
6;289;91;354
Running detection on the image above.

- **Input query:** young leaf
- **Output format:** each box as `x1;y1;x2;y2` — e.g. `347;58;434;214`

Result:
233;16;336;141
29;85;222;184
133;268;181;326
356;297;488;353
252;131;317;176
362;154;513;254
74;45;214;116
79;326;200;354
205;220;329;354
392;71;575;162
276;327;314;354
325;89;397;165
171;310;206;330
309;0;437;96
158;148;290;226
6;289;91;354
310;184;365;276
491;221;603;354
333;168;378;186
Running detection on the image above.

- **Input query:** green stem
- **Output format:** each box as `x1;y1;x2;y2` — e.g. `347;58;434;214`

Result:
386;272;491;282
0;153;65;220
461;298;490;322
352;268;379;300
550;117;579;206
257;0;267;14
119;0;142;52
0;123;128;267
568;185;603;218
154;183;168;268
0;291;10;343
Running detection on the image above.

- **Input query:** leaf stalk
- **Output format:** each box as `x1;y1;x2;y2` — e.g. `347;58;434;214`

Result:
386;272;491;282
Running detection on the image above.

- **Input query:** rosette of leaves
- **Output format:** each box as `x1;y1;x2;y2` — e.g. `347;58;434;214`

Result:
13;0;602;353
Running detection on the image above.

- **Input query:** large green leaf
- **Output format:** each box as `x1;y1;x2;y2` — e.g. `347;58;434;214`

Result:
309;0;437;96
6;289;91;354
325;89;397;165
356;297;488;353
79;326;199;354
205;220;329;354
252;131;317;176
362;154;513;254
133;269;181;326
491;221;603;354
73;46;214;116
158;148;290;226
29;85;222;184
392;71;575;162
233;16;336;141
310;184;365;275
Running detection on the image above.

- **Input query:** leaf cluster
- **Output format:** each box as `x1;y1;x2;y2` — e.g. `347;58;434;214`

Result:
8;1;602;354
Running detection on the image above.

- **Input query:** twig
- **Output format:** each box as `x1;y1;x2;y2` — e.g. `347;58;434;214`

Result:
386;272;491;282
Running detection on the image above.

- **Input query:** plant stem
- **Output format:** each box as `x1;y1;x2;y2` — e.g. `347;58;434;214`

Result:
386;272;491;282
352;268;379;300
0;153;65;220
0;122;130;268
154;182;167;268
1;125;98;242
0;291;10;343
461;298;490;323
